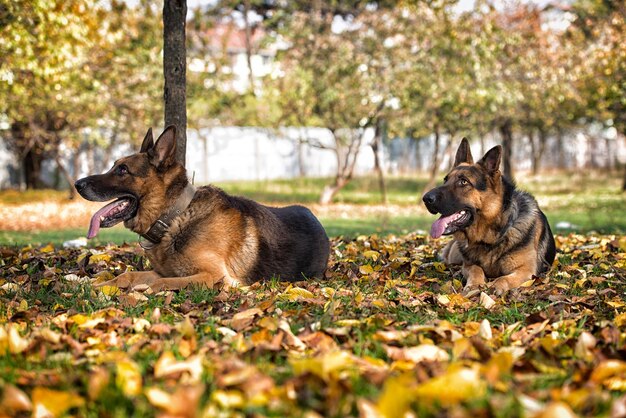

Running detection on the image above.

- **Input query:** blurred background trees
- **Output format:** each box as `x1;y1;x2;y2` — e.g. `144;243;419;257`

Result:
1;0;624;199
0;0;162;195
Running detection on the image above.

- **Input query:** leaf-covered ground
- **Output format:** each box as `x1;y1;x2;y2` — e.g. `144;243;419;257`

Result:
1;233;626;417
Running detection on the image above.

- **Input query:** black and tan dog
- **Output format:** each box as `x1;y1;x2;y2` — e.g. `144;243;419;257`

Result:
75;126;330;291
422;138;556;293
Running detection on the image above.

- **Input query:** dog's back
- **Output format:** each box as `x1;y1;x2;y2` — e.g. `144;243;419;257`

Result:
188;186;330;282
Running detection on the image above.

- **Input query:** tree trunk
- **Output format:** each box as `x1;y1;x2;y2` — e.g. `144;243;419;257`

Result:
55;153;77;199
605;137;614;171
83;140;93;174
318;130;363;205
101;129;118;172
371;120;388;205
23;149;43;189
443;133;455;171
320;176;348;205
534;128;547;175
423;127;441;193
529;128;547;176
528;129;536;174
556;128;565;169
163;0;188;167
499;119;514;180
587;135;597;168
622;134;626;192
479;134;486;156
242;0;255;94
297;138;306;177
73;146;81;181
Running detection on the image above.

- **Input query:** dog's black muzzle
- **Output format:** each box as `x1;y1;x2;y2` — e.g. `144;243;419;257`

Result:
75;175;129;202
422;188;443;215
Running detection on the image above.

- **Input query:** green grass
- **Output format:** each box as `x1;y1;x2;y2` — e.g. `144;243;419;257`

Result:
0;217;433;247
1;172;624;246
217;176;425;205
0;227;137;247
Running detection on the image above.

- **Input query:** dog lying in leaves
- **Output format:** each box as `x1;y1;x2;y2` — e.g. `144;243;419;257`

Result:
422;138;556;294
75;126;330;291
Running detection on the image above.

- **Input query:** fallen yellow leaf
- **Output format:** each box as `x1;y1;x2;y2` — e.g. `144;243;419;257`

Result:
89;253;111;263
376;374;416;418
359;264;374;275
31;388;84;417
100;285;121;296
590;360;626;385
414;367;486;406
116;360;142;397
211;390;245;409
607;299;626;308
8;324;29;354
280;286;315;301
362;250;380;261
40;244;54;253
291;350;354;381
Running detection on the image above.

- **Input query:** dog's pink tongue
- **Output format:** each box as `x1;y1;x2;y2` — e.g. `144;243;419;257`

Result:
87;200;123;239
430;214;456;239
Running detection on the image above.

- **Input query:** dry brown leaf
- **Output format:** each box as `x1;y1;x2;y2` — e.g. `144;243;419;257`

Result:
278;319;306;351
0;384;32;413
154;351;203;384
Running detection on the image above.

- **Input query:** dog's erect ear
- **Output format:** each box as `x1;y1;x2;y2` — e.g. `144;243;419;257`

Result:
453;137;474;166
148;126;177;169
477;145;502;173
140;128;154;153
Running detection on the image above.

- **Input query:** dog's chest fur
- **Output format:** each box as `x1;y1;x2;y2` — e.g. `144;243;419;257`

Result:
455;190;542;278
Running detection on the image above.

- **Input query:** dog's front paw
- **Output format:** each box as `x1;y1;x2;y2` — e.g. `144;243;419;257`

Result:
94;271;160;290
489;277;512;295
93;275;130;289
462;280;487;296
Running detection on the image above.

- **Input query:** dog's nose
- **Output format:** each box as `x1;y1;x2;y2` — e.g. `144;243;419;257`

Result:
74;179;86;193
423;191;437;206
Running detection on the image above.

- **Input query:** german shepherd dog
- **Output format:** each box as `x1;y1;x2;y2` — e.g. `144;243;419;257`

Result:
75;126;330;291
422;138;556;294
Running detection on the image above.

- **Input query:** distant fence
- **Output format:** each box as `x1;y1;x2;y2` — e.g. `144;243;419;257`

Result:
0;125;624;189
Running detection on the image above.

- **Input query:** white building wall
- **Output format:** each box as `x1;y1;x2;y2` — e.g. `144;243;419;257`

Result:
0;125;624;189
185;127;375;183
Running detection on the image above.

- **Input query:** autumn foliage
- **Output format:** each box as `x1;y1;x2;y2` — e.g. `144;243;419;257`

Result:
1;233;626;416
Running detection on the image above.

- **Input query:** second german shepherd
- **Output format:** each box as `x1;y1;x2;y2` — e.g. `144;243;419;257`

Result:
422;138;556;293
75;126;330;291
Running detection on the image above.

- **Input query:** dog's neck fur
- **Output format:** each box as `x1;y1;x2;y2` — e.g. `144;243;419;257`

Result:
125;165;192;238
140;182;196;245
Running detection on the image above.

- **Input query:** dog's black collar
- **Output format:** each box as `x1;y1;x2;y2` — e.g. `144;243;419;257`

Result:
140;183;196;246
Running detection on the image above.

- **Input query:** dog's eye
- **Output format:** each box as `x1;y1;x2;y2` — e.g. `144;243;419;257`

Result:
458;178;469;186
116;165;129;176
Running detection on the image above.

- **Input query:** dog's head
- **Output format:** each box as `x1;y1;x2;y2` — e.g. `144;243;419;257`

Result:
422;138;503;238
75;126;184;238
